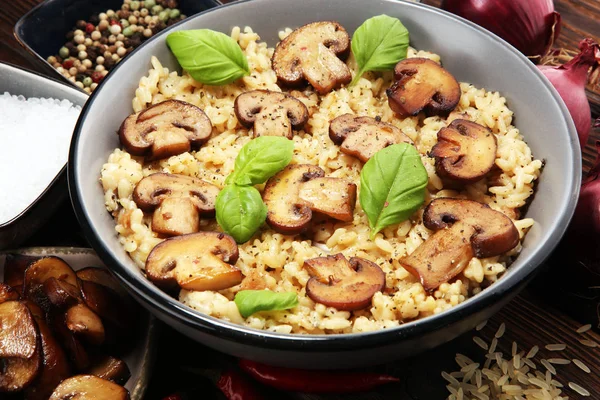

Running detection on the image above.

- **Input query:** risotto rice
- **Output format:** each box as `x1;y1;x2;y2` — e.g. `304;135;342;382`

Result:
100;26;542;334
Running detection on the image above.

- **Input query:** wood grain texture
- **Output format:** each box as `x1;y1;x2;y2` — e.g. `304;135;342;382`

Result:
0;0;40;70
2;1;600;399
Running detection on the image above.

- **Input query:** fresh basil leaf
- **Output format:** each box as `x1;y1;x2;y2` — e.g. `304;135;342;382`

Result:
166;29;250;85
216;185;267;243
350;15;410;86
234;290;299;318
360;143;428;239
230;136;294;186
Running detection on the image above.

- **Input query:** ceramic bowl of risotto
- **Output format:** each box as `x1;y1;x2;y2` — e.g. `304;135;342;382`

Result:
68;0;580;368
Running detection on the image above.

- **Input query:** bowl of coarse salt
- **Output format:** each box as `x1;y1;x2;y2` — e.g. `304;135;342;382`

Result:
0;62;88;249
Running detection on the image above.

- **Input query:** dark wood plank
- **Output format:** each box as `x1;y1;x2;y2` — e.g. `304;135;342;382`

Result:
0;0;41;69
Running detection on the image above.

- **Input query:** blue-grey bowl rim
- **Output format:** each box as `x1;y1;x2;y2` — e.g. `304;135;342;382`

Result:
68;0;581;351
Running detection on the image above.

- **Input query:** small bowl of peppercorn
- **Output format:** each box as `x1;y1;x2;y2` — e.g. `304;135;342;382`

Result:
14;0;221;94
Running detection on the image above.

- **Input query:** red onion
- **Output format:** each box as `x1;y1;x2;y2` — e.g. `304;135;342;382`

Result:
441;0;561;60
538;39;600;150
573;141;600;235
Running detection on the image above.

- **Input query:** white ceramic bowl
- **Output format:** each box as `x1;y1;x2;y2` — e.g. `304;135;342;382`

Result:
69;0;580;368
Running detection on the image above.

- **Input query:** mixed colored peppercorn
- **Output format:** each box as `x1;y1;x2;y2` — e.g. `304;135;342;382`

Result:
46;0;186;93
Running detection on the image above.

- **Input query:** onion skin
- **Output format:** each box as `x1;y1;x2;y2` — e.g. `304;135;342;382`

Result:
538;39;599;150
575;178;600;235
538;65;591;150
442;0;561;60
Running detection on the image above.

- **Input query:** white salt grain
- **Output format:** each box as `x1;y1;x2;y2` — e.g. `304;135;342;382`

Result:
0;93;80;223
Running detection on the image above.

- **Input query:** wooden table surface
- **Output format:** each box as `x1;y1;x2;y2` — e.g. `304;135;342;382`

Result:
2;0;600;399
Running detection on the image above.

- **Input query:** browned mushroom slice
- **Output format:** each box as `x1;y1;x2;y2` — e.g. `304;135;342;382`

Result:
66;304;106;346
263;164;323;234
430;119;497;183
49;375;130;400
298;177;357;222
400;198;519;291
43;277;82;310
24;302;71;400
133;172;220;236
0;301;41;392
79;280;132;333
51;314;90;371
87;356;131;385
386;58;460;118
23;257;78;312
304;254;385;311
263;165;356;234
0;301;38;359
119;99;213;160
76;268;136;345
272;21;351;94
76;267;128;299
3;254;40;288
329;114;413;162
146;232;242;291
234;90;309;139
0;283;19;304
0;350;42;392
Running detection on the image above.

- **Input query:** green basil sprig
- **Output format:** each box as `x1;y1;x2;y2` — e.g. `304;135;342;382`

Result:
166;29;250;85
216;136;294;243
234;290;299;318
216;185;267;244
350;15;410;86
360;143;428;239
230;136;294;186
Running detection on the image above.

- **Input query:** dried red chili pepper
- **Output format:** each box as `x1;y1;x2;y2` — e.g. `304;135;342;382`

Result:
217;367;266;400
161;394;183;400
238;359;399;393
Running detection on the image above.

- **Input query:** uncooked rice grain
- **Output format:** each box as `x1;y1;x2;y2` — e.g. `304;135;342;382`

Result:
526;345;539;359
489;337;498;354
443;321;575;399
529;377;550;390
579;339;598;348
473;336;489;350
545;344;567;351
541;359;557;375
476;320;488;331
569;381;591;396
442;371;460;386
577;324;592;333
547;358;571;365
573;358;591;373
496;323;506;339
